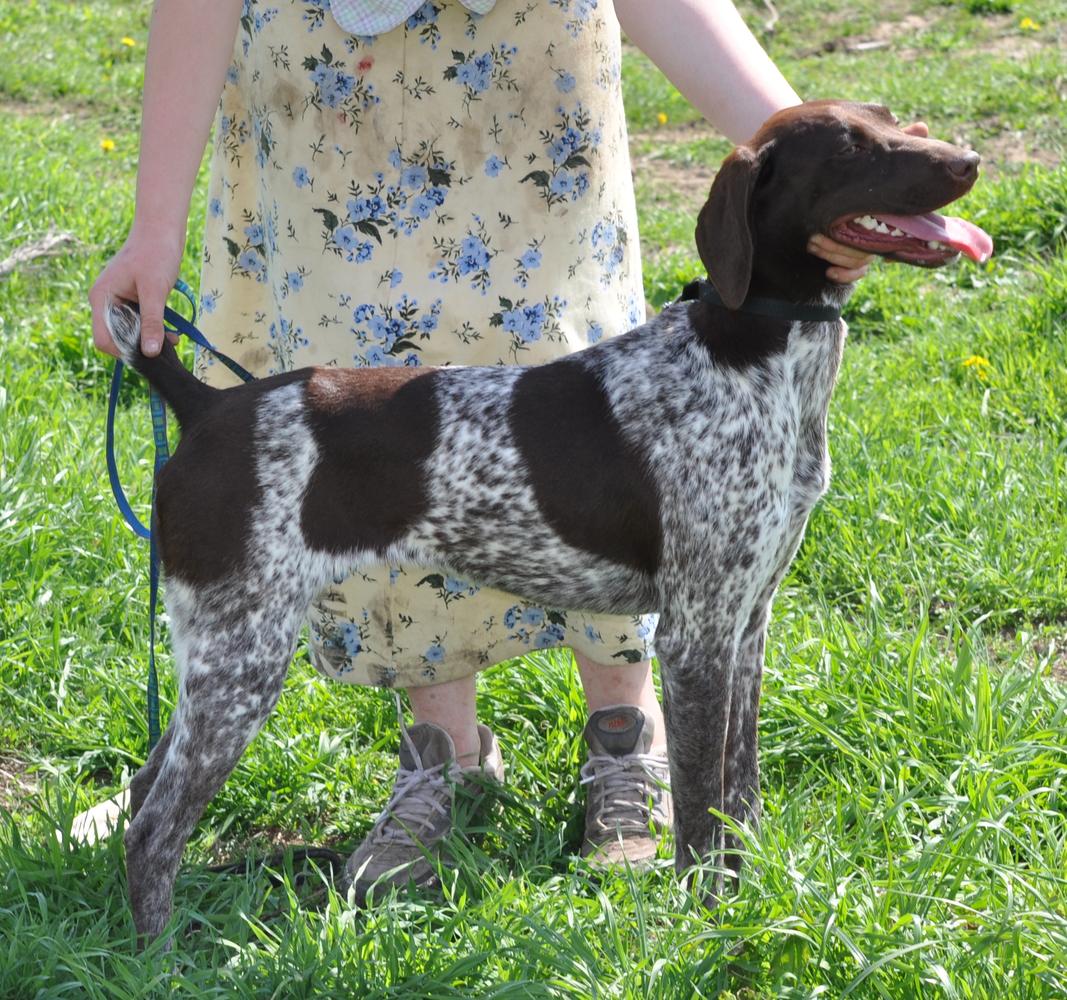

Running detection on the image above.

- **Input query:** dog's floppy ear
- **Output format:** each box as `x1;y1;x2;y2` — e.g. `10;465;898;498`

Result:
695;142;772;310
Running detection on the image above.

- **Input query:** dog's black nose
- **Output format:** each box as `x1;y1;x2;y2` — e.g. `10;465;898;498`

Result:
947;151;980;182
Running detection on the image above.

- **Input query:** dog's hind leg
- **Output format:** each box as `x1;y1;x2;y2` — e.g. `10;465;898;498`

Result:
123;590;304;942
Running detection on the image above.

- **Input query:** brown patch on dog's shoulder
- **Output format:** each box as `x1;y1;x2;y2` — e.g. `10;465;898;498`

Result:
306;366;436;414
509;356;662;576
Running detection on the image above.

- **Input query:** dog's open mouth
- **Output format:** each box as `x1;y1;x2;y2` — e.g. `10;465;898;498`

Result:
829;212;993;267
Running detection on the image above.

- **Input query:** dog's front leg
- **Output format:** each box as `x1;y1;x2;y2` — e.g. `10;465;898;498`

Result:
655;624;735;895
722;602;770;877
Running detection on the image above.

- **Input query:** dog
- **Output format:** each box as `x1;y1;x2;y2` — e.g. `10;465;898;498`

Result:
105;100;991;939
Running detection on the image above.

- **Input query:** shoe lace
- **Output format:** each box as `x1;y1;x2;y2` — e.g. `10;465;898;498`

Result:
368;693;453;848
580;751;671;831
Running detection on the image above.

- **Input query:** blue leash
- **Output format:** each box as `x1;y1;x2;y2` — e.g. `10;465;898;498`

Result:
106;280;255;751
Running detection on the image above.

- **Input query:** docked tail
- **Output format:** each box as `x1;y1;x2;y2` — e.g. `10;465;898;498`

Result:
105;299;221;428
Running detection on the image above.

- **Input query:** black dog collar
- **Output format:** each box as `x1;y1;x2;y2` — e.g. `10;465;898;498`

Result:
683;279;842;324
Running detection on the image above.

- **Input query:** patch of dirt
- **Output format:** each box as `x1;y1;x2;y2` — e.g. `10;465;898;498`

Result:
632;151;716;207
980;130;1062;173
994;628;1067;684
1034;634;1067;684
0;97;97;123
967;13;1060;59
634;123;714;148
796;9;1057;63
0;755;37;812
203;825;346;868
797;13;936;58
872;13;936;41
630;123;721;206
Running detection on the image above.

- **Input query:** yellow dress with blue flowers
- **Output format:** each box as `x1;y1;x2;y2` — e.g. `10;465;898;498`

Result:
195;0;657;687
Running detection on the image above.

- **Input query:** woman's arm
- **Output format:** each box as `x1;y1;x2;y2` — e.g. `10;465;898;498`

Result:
613;0;798;144
89;0;243;357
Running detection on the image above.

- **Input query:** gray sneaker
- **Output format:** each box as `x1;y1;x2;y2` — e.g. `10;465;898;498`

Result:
580;705;672;867
344;720;504;904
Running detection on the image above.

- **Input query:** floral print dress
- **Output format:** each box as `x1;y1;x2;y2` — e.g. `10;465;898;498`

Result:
195;0;658;687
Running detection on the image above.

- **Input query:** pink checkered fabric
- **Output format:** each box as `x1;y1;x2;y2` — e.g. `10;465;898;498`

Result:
330;0;497;35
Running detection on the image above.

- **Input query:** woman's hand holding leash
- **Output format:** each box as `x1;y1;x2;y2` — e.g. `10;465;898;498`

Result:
88;0;242;358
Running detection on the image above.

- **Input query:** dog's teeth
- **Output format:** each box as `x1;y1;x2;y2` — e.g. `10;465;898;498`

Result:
890;227;905;237
875;222;891;234
927;240;949;250
856;215;879;230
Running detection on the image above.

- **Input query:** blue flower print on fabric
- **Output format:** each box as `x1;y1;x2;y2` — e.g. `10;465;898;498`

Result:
444;43;518;114
268;315;310;373
217;112;249;168
589;211;628;285
226;211;270;282
513;240;543;286
299;0;330;33
429;216;496;294
309;605;373;678
250;110;278;169
355;140;456;238
350;296;442;366
502;604;570;650
238;1;279;55
282;267;309;298
549;0;598;38
491;294;567;358
341;622;363;656
407;1;443;48
625;291;644;329
417;572;482;606
302;43;380;132
554;70;576;93
521;103;600;210
420;636;447;680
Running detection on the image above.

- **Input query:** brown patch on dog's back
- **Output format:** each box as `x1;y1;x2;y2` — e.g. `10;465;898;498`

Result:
306;366;433;414
301;367;440;554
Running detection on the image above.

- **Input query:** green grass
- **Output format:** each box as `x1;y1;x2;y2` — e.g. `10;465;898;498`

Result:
2;1;1066;995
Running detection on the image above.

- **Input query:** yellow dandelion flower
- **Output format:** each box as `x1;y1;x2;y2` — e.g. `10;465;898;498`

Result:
656;112;668;126
1019;17;1040;30
121;36;137;46
100;138;116;152
962;354;992;379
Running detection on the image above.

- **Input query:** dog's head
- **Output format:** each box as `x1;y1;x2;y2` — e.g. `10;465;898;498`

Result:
696;100;994;308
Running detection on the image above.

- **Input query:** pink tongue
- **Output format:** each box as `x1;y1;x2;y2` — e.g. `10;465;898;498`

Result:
877;212;994;263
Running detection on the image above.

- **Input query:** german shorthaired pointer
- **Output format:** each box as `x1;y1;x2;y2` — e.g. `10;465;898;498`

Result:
106;100;991;939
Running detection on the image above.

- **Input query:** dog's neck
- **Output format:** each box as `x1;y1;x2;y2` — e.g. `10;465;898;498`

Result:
690;281;843;323
747;223;858;313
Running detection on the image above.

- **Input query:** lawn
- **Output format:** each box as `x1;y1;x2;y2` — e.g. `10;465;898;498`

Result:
1;1;1065;996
